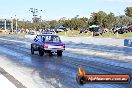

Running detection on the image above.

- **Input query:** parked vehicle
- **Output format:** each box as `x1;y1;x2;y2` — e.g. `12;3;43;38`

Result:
89;25;103;36
112;26;128;34
127;26;132;32
118;27;128;34
54;26;66;33
55;28;64;33
79;28;89;33
28;32;36;35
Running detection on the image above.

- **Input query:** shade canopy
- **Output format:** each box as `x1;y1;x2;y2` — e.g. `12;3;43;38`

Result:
58;26;65;29
89;25;99;28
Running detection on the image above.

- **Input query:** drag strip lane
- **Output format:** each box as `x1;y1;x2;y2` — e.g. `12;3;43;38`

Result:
0;37;132;70
0;37;132;88
0;38;132;72
0;45;130;88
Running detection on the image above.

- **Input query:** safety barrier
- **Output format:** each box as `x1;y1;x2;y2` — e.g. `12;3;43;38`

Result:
124;39;132;47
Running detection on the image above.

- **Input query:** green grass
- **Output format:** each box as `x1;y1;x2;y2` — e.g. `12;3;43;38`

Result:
57;30;92;37
1;30;132;39
57;30;132;38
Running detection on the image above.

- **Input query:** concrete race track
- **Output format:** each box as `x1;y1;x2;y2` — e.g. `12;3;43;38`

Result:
0;36;132;88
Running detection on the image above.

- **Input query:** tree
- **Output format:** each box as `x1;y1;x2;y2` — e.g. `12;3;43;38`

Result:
63;20;71;28
90;12;98;25
90;11;107;26
125;7;132;17
97;11;107;26
69;17;88;30
48;20;59;28
77;17;89;28
89;11;117;29
63;15;87;30
104;12;116;28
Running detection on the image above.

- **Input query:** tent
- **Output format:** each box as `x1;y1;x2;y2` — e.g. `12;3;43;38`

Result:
58;26;65;29
89;25;100;32
89;25;99;28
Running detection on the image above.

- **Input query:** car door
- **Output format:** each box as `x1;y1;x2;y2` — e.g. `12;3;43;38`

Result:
37;35;44;48
32;35;39;50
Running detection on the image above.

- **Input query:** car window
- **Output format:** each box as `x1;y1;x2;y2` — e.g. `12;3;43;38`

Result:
42;35;61;42
38;36;42;42
42;36;50;42
34;37;38;42
52;36;61;42
34;35;41;42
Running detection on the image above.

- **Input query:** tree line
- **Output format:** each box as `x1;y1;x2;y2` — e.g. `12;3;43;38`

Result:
16;7;132;31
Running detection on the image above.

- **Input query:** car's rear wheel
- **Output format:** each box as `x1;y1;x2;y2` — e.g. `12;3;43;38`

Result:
31;45;34;54
49;52;53;56
39;49;44;56
57;51;62;56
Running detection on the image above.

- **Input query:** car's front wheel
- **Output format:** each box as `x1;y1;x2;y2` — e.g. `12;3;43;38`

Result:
31;45;34;54
57;51;62;56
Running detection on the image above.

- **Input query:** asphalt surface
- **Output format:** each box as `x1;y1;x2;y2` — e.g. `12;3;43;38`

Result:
0;36;132;88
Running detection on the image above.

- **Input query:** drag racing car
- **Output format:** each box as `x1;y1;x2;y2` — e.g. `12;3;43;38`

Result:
31;34;65;56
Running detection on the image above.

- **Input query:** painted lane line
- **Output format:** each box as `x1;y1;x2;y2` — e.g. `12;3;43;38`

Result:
0;74;17;88
0;67;26;88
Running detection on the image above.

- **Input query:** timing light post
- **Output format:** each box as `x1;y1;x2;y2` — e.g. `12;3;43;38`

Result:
15;15;18;33
11;15;18;33
4;19;6;30
11;17;13;33
29;8;42;23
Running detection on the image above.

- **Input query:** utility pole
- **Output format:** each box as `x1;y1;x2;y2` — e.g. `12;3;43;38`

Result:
4;19;6;30
15;15;18;33
29;8;42;23
116;12;122;38
11;17;13;33
16;19;18;32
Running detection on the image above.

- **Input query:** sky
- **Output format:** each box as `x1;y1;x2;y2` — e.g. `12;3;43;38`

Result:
0;0;132;21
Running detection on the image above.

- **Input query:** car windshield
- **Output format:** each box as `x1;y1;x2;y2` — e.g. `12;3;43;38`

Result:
42;35;61;42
